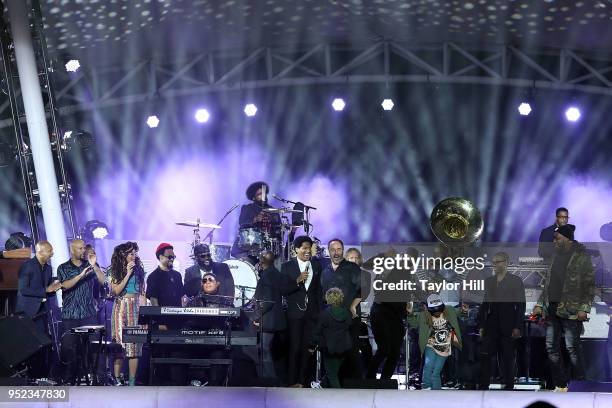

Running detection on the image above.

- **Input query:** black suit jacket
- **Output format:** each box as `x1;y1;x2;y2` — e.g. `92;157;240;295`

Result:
253;265;289;332
16;257;53;317
281;258;322;320
478;273;526;336
184;262;235;300
538;224;558;259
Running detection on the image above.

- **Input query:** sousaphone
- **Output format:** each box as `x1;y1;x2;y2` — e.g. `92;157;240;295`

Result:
430;197;484;246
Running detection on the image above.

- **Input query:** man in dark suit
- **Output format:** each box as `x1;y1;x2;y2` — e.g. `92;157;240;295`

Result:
538;207;569;260
478;251;526;390
16;241;61;327
16;240;61;379
184;243;235;302
253;250;289;383
281;235;322;387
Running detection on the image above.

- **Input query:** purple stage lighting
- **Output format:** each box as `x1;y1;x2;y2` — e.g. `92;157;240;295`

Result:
146;115;160;128
65;59;80;72
332;98;346;112
244;103;258;117
518;102;532;116
195;108;210;123
381;99;394;111
565;106;581;122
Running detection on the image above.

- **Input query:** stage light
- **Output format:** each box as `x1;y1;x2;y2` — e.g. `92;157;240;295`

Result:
332;98;346;111
146;115;160;128
244;103;258;117
81;220;109;241
565;106;581;122
381;99;394;111
61;130;94;150
195;108;210;123
65;59;80;72
518;102;532;116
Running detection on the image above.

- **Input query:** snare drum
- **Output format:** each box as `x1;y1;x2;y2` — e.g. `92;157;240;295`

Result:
223;258;259;307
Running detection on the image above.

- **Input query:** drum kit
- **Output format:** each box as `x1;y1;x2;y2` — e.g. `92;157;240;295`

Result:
174;199;317;308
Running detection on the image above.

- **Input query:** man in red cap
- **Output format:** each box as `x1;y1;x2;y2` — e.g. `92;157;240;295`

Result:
146;243;184;308
146;243;187;385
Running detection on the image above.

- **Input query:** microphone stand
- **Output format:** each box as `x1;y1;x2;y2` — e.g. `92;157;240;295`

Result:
203;204;240;245
273;195;317;236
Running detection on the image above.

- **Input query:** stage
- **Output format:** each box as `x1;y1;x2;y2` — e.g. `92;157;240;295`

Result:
1;387;612;408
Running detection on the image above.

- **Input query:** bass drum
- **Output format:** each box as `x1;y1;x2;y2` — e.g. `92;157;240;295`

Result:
223;258;259;307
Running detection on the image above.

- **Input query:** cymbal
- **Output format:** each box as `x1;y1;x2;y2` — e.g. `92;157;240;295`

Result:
263;207;303;214
175;221;222;229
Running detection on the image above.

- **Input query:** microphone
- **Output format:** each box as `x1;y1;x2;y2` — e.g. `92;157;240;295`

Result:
299;264;310;286
272;194;286;202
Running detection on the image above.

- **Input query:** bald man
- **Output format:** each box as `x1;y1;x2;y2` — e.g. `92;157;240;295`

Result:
57;240;105;323
16;241;60;325
57;239;106;384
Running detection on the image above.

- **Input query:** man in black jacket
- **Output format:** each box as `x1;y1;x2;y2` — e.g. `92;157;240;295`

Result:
321;238;363;380
538;207;569;260
478;251;526;390
253;250;289;382
281;235;322;387
184;243;234;302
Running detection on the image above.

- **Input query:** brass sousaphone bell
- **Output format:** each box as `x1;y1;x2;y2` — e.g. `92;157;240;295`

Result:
430;197;484;246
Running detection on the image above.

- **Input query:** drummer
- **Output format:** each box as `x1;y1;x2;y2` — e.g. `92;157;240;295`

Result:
231;181;282;260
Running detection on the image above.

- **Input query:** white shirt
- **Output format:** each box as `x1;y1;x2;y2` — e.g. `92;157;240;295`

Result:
297;258;312;290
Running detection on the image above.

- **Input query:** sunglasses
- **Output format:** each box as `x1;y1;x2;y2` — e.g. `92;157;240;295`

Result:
198;253;211;258
164;255;176;260
202;277;216;283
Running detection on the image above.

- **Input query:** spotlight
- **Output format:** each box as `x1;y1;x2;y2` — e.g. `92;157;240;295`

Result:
244;103;258;117
4;232;33;250
331;98;346;112
61;130;94;150
65;59;80;72
381;99;394;111
194;108;210;123
146;115;160;128
81;220;109;241
565;106;581;122
518;102;532;116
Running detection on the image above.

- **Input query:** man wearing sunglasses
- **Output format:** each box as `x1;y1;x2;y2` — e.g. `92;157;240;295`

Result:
146;243;187;385
146;243;184;309
186;273;234;308
184;243;235;302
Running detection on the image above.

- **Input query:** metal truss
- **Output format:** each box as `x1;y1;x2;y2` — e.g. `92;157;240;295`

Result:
0;0;78;239
2;41;612;127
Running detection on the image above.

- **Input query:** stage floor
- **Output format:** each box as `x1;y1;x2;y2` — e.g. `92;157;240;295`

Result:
1;387;611;408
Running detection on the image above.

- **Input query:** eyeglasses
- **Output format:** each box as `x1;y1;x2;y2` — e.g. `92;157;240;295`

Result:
164;255;176;260
198;253;211;259
202;277;216;283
